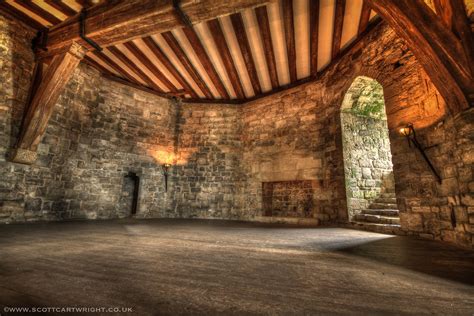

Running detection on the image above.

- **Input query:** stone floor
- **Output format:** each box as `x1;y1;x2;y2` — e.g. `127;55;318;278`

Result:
0;219;473;315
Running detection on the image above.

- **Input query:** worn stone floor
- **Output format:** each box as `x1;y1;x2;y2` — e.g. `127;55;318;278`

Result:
0;219;473;315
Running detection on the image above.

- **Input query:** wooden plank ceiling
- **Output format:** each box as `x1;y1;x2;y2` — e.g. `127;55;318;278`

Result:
1;0;382;103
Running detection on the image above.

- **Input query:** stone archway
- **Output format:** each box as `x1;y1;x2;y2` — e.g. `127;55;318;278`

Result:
340;76;400;229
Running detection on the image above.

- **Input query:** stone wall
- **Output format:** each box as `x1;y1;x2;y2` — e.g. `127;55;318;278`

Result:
262;180;316;218
171;103;244;219
1;13;472;248
232;22;473;247
341;77;395;219
0;14;177;222
239;84;346;224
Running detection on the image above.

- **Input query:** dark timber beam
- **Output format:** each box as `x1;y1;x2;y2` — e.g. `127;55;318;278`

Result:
39;0;272;58
107;46;164;92
207;19;245;99
142;37;199;99
309;0;319;76
358;0;371;35
366;0;474;113
161;31;214;99
15;0;62;25
123;41;178;93
0;2;45;30
433;0;453;30
45;0;78;17
255;5;279;89
449;0;474;76
282;0;297;83
332;0;345;59
12;43;87;164
91;50;140;84
230;12;262;95
182;27;230;99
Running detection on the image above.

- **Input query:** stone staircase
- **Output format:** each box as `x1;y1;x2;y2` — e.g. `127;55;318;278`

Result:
351;193;402;234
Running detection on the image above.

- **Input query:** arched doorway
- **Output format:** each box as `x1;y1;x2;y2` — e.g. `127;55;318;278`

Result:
341;76;400;230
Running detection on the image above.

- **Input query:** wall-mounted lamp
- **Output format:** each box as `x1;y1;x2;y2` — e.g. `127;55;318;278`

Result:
162;163;171;192
398;123;442;184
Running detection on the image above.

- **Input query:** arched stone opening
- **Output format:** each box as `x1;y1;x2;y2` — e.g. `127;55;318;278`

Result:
340;76;400;229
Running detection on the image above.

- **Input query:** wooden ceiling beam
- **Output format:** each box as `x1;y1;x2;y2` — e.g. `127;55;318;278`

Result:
44;0;78;17
142;36;199;99
255;5;279;89
366;0;473;113
91;50;138;83
282;0;297;83
449;0;474;76
15;0;62;25
182;27;230;99
207;19;245;99
230;12;262;95
123;41;179;93
332;0;345;59
433;0;453;30
0;2;45;30
83;55;115;76
39;0;272;57
161;31;214;99
11;43;86;164
309;0;319;76
107;46;164;92
358;0;371;35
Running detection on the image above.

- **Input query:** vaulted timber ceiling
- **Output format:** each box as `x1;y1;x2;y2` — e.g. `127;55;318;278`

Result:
1;0;383;102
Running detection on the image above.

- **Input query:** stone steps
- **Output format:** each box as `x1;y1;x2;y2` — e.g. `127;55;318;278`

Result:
350;192;401;234
361;209;399;216
353;213;400;225
379;192;396;199
348;221;403;235
369;202;398;210
374;197;397;204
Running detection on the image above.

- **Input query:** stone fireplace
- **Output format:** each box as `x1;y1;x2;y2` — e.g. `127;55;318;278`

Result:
262;181;316;218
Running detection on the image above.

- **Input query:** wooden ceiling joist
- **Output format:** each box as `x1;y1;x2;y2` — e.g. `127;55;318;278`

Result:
161;31;214;99
44;0;78;17
0;1;45;29
182;26;230;99
230;12;262;95
282;0;297;83
91;50;138;84
123;41;178;93
15;0;62;25
207;19;246;99
255;5;279;89
332;0;345;59
83;55;114;76
0;0;418;105
39;0;272;57
358;1;371;36
309;0;319;76
107;46;164;92
142;36;199;99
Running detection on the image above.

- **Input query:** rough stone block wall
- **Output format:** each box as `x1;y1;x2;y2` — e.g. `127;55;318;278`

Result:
341;114;395;218
239;88;345;224
262;181;315;218
171;103;244;219
0;14;177;222
0;13;472;248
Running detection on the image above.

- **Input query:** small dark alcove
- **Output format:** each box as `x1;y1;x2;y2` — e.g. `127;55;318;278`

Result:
119;172;140;216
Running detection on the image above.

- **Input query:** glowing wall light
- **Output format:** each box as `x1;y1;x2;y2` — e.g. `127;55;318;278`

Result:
398;123;442;183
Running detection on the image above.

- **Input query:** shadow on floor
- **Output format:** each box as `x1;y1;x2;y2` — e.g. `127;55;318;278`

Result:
334;234;474;285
